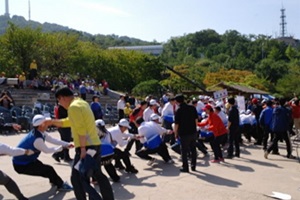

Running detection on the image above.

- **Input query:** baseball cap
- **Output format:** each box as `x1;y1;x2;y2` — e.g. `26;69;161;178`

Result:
202;104;213;111
150;113;160;121
149;99;159;106
95;119;105;127
252;98;258;104
32;114;50;127
118;119;131;129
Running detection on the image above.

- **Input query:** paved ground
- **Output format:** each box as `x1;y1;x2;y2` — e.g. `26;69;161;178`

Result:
0;131;300;200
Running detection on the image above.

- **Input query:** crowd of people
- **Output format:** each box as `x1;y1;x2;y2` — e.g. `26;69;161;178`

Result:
1;86;299;199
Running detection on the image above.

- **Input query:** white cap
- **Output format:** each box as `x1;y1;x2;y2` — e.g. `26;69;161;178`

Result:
209;98;214;102
149;99;159;106
32;114;50;127
95;119;105;127
198;95;204;100
118;119;131;129
150;113;160;121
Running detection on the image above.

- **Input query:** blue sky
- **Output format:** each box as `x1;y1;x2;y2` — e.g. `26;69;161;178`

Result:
5;0;300;42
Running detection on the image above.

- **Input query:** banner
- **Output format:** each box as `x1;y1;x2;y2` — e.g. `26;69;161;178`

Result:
213;89;228;100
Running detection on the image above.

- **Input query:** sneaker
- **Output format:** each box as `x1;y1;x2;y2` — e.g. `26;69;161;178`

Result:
64;158;73;162
147;158;156;166
166;159;175;164
58;182;73;191
112;176;120;182
210;159;220;163
125;166;138;174
180;168;189;173
52;154;60;163
219;158;225;162
287;155;297;159
191;166;196;171
264;151;269;159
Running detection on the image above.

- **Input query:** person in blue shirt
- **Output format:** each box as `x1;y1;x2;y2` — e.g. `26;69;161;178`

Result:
259;100;274;151
264;99;296;159
90;95;103;120
0;123;33;200
12;115;74;191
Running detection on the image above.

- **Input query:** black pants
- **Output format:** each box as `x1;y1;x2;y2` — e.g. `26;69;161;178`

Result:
0;170;27;200
136;143;172;162
180;134;197;170
103;163;119;181
118;109;124;120
254;124;263;144
262;126;274;150
211;134;227;160
72;146;114;200
162;120;175;145
114;148;133;170
13;159;64;188
227;127;240;157
125;122;142;153
53;128;72;160
195;139;208;154
267;131;292;156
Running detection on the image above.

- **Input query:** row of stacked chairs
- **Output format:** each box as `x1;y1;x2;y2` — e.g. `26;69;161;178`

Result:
0;102;55;134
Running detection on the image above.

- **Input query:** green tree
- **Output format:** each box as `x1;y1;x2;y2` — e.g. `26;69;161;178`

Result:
0;23;43;74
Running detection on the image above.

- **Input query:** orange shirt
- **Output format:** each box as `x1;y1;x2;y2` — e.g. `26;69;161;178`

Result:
198;112;227;137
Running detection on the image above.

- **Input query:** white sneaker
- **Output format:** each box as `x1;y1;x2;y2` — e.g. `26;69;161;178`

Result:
264;151;269;159
147;158;156;166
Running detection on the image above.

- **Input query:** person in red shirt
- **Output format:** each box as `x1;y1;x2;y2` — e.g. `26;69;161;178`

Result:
290;99;300;136
124;101;148;156
198;104;228;163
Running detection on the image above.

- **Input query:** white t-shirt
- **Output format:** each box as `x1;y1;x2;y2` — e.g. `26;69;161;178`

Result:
138;121;167;144
143;107;155;122
107;126;133;148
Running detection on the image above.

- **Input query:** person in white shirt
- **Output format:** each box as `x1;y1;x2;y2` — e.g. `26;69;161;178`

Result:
0;124;34;200
136;114;174;166
117;95;126;120
143;99;159;122
95;119;120;182
107;119;138;173
214;106;228;126
12;115;74;192
196;96;205;115
161;97;177;145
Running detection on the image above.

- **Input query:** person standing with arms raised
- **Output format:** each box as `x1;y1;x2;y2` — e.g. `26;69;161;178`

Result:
50;87;114;200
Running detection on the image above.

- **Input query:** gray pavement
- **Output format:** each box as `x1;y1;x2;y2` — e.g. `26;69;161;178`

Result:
0;131;300;200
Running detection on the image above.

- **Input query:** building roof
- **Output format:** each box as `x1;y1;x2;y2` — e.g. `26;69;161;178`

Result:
108;45;163;55
208;82;269;95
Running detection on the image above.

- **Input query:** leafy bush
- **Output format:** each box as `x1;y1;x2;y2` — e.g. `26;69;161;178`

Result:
132;79;162;97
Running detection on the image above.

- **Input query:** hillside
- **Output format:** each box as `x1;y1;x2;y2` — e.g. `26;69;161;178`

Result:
0;15;159;48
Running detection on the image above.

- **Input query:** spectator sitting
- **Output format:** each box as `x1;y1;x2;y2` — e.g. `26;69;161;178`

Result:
124;103;133;118
0;90;14;109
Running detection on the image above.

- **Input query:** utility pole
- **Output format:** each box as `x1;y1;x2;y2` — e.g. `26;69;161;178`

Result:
28;0;31;20
4;0;9;17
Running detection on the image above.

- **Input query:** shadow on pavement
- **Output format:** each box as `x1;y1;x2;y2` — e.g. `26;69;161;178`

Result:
111;182;136;200
29;187;71;200
220;162;255;172
192;171;242;188
111;173;157;199
240;157;283;168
